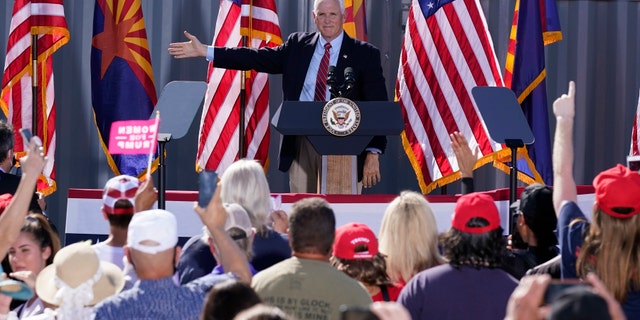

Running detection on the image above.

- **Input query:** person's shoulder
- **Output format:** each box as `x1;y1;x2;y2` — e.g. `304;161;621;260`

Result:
179;233;207;254
285;32;315;43
188;272;234;288
253;257;293;277
413;263;451;279
526;255;562;278
558;201;587;226
344;34;380;52
92;290;130;318
0;171;20;187
255;228;289;244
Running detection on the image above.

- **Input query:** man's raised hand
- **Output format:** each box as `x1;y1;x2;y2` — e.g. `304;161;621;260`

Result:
553;81;575;119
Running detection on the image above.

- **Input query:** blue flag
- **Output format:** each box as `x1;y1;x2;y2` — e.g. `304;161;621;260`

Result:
503;0;562;185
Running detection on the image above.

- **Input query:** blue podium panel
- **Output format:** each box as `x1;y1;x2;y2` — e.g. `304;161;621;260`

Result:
471;86;534;145
153;81;207;139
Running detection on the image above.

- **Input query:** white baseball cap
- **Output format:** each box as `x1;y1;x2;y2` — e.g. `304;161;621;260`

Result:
127;209;178;254
224;203;253;240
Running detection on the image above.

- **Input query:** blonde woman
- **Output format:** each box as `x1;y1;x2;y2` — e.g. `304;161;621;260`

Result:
378;191;445;285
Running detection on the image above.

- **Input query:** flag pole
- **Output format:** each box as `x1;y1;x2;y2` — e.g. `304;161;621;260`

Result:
239;37;247;159
31;34;38;135
238;1;251;159
147;111;160;182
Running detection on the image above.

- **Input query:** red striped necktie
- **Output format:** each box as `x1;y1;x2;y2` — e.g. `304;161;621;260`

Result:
314;42;332;101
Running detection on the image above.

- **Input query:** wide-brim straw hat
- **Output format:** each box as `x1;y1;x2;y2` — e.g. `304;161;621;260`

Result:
35;241;125;306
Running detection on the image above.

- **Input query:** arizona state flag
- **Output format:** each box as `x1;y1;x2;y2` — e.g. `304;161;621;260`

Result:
500;0;562;185
344;0;367;41
91;0;157;177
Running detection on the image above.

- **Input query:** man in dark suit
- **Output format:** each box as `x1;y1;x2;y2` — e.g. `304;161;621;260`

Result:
0;121;43;213
169;0;388;193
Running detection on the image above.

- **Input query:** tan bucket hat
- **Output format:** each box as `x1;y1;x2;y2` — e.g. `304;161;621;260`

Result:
35;241;125;306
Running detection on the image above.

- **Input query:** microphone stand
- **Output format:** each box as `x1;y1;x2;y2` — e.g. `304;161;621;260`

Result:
327;66;356;98
327;66;339;99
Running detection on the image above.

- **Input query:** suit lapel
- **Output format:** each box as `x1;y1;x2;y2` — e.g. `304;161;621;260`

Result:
336;33;354;77
292;33;320;98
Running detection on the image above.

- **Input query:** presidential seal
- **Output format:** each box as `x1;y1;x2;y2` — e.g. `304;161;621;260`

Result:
321;98;361;137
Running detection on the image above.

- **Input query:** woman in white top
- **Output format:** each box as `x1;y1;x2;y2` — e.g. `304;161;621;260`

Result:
0;214;60;318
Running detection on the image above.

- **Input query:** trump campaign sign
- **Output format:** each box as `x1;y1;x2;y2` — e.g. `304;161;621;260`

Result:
108;119;160;154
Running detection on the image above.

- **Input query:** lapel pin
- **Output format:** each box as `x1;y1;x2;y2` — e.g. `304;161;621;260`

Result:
342;54;348;59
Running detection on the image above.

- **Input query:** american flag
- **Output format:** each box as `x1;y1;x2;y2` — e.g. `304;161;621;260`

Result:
197;0;282;175
396;0;507;194
630;89;640;156
1;0;69;195
344;0;367;41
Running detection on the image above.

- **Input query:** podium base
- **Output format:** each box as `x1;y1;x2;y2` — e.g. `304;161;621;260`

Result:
321;155;357;194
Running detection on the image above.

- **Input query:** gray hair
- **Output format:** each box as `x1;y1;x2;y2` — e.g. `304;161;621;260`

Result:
313;0;345;15
220;159;272;231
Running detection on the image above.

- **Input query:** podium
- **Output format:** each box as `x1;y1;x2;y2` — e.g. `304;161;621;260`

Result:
272;100;403;194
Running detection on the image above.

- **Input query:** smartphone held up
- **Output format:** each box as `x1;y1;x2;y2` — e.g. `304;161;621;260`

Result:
19;128;44;158
198;170;218;208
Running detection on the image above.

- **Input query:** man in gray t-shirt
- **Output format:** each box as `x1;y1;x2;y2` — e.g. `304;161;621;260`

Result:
252;197;371;319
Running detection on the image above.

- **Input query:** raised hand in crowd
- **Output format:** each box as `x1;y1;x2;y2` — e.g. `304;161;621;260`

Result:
268;210;288;234
551;81;577;215
134;178;157;212
586;273;626;320
504;274;551;320
0;137;46;259
552;80;575;119
450;131;478;179
505;273;625;320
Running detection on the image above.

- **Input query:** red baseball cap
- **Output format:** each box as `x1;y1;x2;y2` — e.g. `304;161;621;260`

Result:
593;164;640;219
333;222;379;260
451;192;500;234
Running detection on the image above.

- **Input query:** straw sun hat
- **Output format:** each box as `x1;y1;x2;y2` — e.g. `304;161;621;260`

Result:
35;241;125;306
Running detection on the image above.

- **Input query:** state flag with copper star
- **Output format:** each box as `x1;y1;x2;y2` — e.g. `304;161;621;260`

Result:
91;0;158;178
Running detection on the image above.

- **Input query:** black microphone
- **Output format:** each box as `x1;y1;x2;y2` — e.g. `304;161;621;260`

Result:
327;65;338;98
343;67;356;95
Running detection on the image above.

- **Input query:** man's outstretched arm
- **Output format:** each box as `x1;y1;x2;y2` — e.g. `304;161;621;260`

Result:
168;31;207;59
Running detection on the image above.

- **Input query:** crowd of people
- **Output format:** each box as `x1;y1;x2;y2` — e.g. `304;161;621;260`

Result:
0;80;635;320
0;0;637;318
